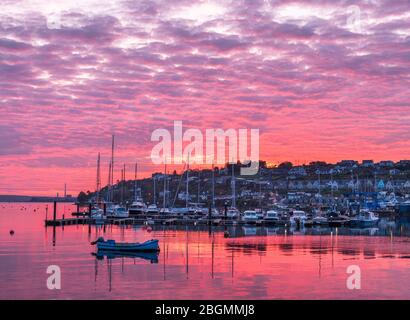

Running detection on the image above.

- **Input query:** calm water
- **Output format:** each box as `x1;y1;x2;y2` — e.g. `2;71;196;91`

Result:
0;203;409;300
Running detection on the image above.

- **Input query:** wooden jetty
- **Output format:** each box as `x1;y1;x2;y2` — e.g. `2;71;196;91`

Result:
45;215;297;227
45;217;90;226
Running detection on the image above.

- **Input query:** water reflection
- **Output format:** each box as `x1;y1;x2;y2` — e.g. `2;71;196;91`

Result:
143;217;410;239
1;203;409;299
92;251;159;263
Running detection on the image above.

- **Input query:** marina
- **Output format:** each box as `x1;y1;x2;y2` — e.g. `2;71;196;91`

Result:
2;0;410;305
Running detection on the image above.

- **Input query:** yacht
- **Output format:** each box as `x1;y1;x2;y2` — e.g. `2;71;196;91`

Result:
350;209;379;228
193;206;219;216
264;210;281;222
312;215;328;226
226;207;241;219
159;207;171;215
112;205;129;218
242;210;258;224
146;204;159;215
170;207;190;215
210;208;220;217
105;205;128;218
90;206;103;216
128;199;147;216
91;207;106;224
290;210;308;225
255;209;264;220
265;210;290;225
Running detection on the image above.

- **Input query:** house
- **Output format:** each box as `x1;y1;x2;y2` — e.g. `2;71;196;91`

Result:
337;160;359;167
378;161;394;167
389;169;400;175
362;160;374;167
289;166;307;176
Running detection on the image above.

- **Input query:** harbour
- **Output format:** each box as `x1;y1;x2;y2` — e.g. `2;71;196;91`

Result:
1;0;410;304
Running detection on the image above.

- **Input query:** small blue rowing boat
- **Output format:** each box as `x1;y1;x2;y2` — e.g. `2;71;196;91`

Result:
91;237;160;252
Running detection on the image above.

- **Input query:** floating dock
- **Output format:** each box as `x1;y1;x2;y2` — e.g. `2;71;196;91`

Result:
45;214;293;227
45;217;90;226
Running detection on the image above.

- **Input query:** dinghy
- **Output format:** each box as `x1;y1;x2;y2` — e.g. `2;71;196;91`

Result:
91;237;160;252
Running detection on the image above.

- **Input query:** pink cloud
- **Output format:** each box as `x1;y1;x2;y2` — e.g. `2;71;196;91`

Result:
0;0;409;195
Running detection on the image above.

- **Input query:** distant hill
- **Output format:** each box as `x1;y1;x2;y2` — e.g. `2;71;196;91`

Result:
0;195;76;202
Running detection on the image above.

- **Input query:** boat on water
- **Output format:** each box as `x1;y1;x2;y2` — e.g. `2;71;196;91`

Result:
105;205;128;218
91;237;160;252
242;210;258;224
209;208;220;217
159;207;171;215
264;210;281;223
128;199;147;216
91;207;106;224
255;209;264;220
91;206;103;216
312;215;328;226
226;207;241;219
327;211;350;227
350;209;379;228
146;204;159;215
105;203;116;216
170;207;190;215
399;201;410;217
264;210;290;225
290;210;308;225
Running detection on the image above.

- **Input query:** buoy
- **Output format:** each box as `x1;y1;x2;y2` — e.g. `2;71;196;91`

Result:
10;230;14;236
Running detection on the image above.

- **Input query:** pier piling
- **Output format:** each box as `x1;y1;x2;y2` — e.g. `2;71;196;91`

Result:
53;201;57;222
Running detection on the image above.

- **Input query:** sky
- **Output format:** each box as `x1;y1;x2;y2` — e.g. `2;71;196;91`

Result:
0;0;409;196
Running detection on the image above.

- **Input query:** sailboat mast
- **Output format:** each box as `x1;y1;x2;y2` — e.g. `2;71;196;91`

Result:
259;175;262;208
163;161;167;210
212;163;215;208
232;162;236;208
96;152;101;204
111;135;115;201
153;176;156;204
107;161;112;202
331;171;334;198
197;170;200;203
134;162;137;202
120;168;123;203
186;155;189;208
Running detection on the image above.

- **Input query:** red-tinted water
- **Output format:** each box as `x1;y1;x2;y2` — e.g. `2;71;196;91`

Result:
0;203;409;299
